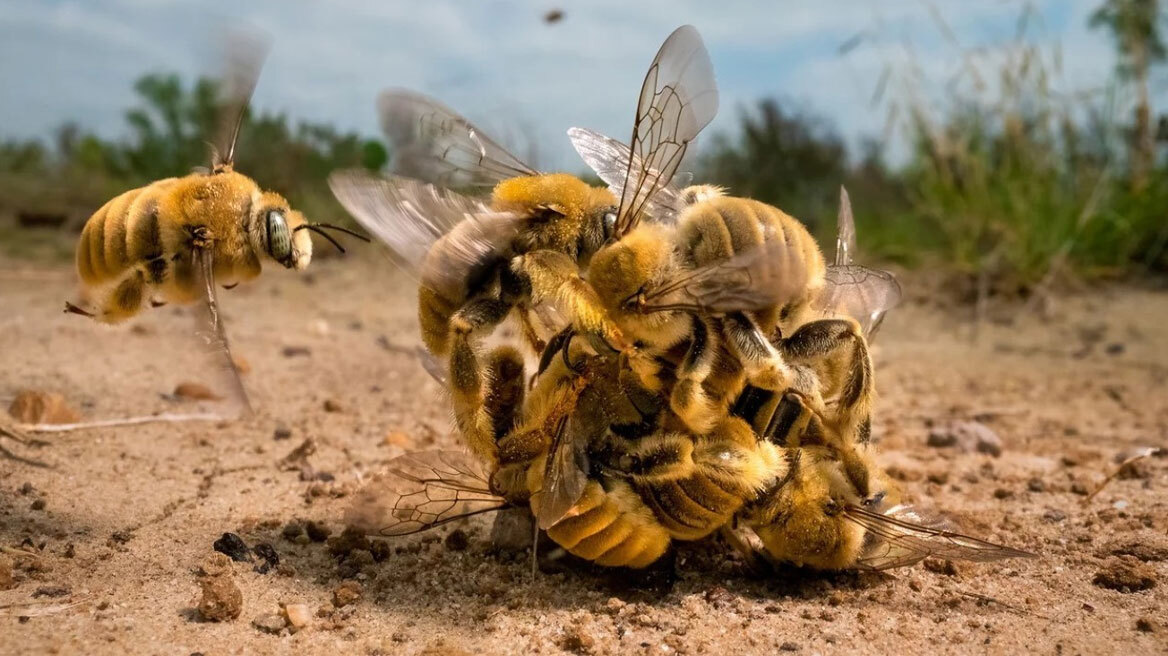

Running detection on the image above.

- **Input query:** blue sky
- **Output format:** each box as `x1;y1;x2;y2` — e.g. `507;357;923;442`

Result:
0;0;1143;170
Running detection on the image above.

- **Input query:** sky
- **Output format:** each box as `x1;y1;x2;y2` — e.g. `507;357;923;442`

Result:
0;0;1148;171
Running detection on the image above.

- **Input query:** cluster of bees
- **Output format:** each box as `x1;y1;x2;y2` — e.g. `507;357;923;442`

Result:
65;27;1033;574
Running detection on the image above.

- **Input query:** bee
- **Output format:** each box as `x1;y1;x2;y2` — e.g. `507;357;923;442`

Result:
66;33;367;409
330;25;717;464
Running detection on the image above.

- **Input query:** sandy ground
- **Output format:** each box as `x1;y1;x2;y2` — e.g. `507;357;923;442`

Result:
0;253;1165;656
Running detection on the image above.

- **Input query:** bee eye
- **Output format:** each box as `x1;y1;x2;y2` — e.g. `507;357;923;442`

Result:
603;210;617;235
862;491;887;508
823;499;841;516
265;210;292;263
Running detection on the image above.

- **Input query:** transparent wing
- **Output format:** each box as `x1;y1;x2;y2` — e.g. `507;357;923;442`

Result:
641;240;808;315
847;505;1036;571
815;265;903;339
191;248;251;416
567;127;693;224
378;89;537;189
346;450;509;537
835;186;857;267
212;29;271;170
536;414;590;530
613;25;718;237
328;170;524;278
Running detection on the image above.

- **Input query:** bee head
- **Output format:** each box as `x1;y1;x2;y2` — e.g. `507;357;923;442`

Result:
588;224;673;315
492;174;615;253
248;192;312;270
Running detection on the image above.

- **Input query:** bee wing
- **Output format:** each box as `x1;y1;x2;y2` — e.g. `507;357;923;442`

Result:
612;25;718;237
190;247;252;415
536;414;591;530
641;240;807;315
567;127;692;224
378;89;538;189
846;505;1037;571
211;29;271;170
346;450;509;537
329;170;524;278
834;186;857;267
815;265;903;339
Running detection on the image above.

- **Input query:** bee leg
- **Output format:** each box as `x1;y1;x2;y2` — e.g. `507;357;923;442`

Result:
63;301;95;318
511;250;626;350
779;319;873;445
669;316;721;434
448;297;521;465
515;302;547;354
87;271;148;324
723;311;794;392
719;524;777;574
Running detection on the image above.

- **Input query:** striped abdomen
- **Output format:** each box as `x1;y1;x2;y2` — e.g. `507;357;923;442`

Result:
542;478;671;568
76;178;179;289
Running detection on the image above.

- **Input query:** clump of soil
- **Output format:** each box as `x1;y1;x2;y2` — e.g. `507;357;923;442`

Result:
196;553;242;622
1093;556;1158;592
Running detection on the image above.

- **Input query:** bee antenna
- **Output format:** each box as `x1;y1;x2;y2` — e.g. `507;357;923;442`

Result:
293;223;371;254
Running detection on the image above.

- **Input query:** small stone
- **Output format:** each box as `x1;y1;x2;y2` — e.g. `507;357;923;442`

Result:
924;559;959;576
1105;343;1125;355
346;549;375;567
213;533;253;563
779;642;801;652
316;603;335;618
327;526;370;558
281;521;305;542
926;430;958;448
305;521;332;542
273;424;293;441
199;553;234;578
173;382;220;401
283;603;312;631
8;390;81;424
1071;481;1090;496
993;488;1014;500
63;543;75;559
232;354;251;375
0;557;15;590
323;398;343;413
253;543;279;574
278;438;316;471
333;581;363;607
1093;556;1157;592
32;585;70;598
18;482;35;495
252;613;287;634
282;346;311;358
1042;509;1067;523
1027;478;1045;492
30;498;45;511
1117;458;1152;480
926;421;1003;456
383;431;414;449
926;471;950;485
198;577;242;622
445;528;470;552
558;624;598;654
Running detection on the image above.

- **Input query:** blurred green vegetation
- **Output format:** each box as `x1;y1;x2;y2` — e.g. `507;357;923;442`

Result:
0;72;385;261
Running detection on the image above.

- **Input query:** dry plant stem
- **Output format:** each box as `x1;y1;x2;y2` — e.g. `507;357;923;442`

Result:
0;595;93;617
1083;448;1160;503
18;412;233;433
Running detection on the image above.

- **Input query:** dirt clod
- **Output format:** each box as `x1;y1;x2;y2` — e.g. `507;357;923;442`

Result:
272;424;293;440
278;438;316;471
926;421;1003;456
558;623;598;654
924;559;959;576
323;398;343;413
281;346;311;358
8;390;80;424
369;540;391;562
172;382;220;401
213;533;253;563
327;526;371;558
252;543;279;574
306;520;332;542
1135;617;1158;633
779;642;801;652
444;528;470;552
281;521;304;542
252;613;286;634
29;498;45;510
197;558;242;623
333;581;363;608
32;585;70;598
1092;556;1157;592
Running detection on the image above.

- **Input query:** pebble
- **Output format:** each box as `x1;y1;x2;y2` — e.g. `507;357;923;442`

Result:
30;498;45;511
8;390;81;424
252;613;287;634
253;543;279;574
925;421;1003;456
273;424;293;440
333;581;363;607
1136;617;1158;633
306;521;332;542
281;521;305;542
558;623;598;654
281;346;312;358
213;533;253;563
173;382;220;401
444;528;470;552
196;554;242;622
323;398;343;413
283;603;312;632
1093;556;1157;592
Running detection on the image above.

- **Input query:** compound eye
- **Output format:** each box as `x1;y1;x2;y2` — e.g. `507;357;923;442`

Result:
862;491;887;508
265;210;292;263
603;210;617;236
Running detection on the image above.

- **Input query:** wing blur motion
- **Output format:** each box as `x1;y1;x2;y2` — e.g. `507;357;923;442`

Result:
328;170;523;278
847;505;1037;571
378;89;537;188
347;451;509;536
613;25;718;237
192;247;251;416
212;29;271;170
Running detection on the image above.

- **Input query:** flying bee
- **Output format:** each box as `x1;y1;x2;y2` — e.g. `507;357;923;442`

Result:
330;25;718;465
65;32;367;410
